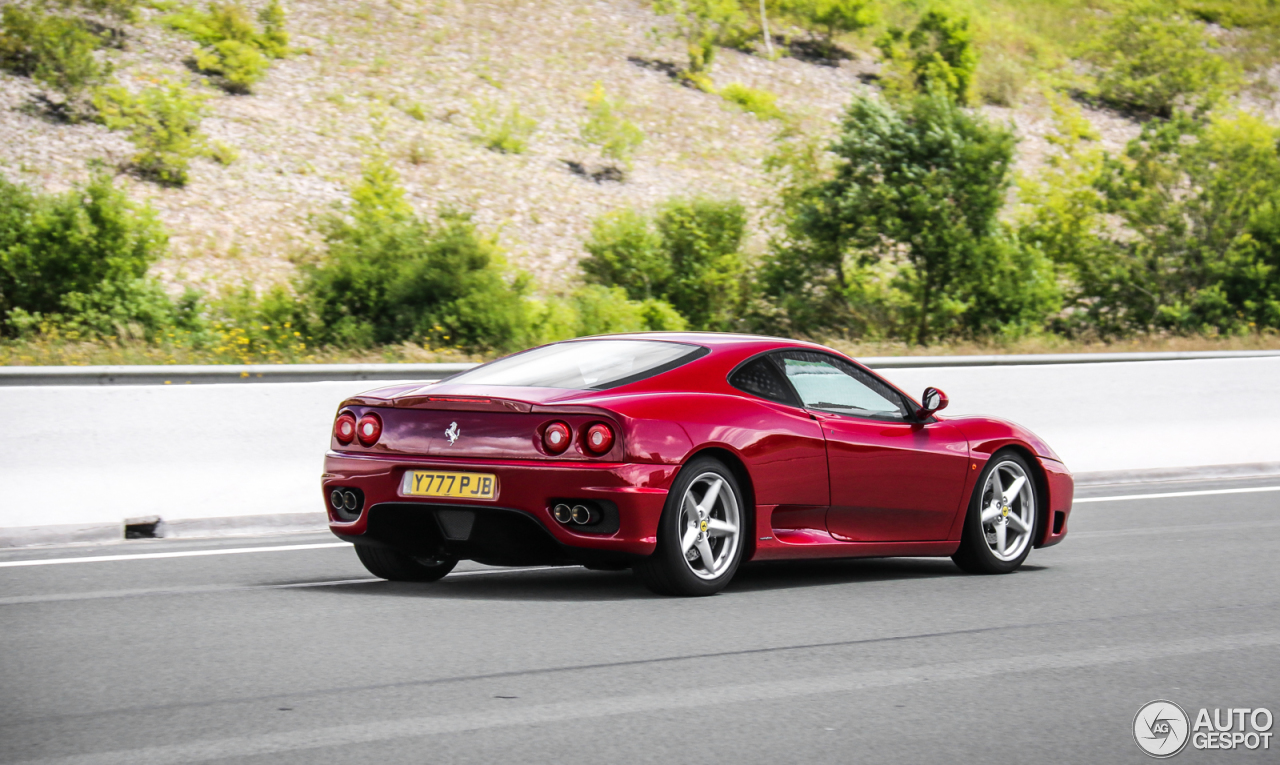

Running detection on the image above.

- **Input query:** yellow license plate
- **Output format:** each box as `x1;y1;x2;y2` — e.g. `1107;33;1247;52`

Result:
400;470;497;500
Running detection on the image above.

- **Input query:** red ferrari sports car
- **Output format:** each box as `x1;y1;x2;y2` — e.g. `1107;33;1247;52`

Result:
323;333;1072;596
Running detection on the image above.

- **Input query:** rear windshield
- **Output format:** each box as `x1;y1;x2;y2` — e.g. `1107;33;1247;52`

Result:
446;339;707;390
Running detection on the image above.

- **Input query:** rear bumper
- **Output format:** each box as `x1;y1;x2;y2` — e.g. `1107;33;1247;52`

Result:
1036;457;1073;548
323;453;677;563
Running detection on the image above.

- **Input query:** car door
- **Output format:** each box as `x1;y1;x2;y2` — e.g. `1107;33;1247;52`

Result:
775;351;971;542
726;353;831;539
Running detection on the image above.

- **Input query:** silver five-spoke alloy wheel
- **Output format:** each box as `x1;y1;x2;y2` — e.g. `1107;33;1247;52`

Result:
979;460;1035;562
678;472;741;580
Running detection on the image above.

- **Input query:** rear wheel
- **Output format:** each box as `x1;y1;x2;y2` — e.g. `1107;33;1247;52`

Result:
952;452;1038;574
635;457;746;596
355;545;458;582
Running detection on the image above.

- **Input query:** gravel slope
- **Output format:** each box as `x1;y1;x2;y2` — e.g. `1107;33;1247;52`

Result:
0;0;1259;296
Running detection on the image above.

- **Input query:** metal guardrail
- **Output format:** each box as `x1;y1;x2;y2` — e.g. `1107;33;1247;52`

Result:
1;350;1278;386
859;349;1280;368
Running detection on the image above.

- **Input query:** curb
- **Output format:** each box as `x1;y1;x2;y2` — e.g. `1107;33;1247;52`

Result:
1073;461;1280;486
0;512;329;549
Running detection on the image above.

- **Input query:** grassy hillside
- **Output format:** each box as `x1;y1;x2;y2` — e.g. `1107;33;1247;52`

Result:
2;0;1280;363
2;0;869;292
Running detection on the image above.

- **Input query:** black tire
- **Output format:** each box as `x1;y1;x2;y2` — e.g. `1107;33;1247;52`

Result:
952;451;1039;574
635;456;747;597
355;545;458;582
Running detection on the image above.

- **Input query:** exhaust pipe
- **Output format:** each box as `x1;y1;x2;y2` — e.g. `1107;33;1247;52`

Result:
552;501;599;526
330;487;363;518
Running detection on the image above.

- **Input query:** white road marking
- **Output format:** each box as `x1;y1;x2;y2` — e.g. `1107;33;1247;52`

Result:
0;542;349;568
13;630;1280;765
1070;519;1280;539
1075;485;1280;504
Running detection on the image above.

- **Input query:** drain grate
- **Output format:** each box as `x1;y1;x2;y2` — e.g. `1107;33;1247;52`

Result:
124;516;162;539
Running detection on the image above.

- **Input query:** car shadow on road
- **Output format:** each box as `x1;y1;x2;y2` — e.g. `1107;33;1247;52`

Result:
317;567;651;602
310;557;1043;602
727;558;1046;593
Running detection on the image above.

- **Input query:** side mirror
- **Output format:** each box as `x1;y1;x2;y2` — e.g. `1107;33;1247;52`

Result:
917;387;949;419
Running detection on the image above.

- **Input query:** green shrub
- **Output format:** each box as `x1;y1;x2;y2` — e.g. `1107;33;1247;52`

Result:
163;0;289;93
1041;110;1280;335
1084;5;1239;117
580;82;644;167
582;208;669;300
255;0;289;56
164;2;254;47
68;0;144;24
194;39;268;92
581;198;749;330
0;172;181;339
94;80;211;186
201;282;310;358
472;101;537;154
652;0;749;74
391;97;427;121
976;52;1026;107
208;139;238;165
1179;0;1280;30
0;6;111;117
298;155;528;351
877;9;978;104
718;82;782;119
656;197;748;330
765;89;1055;343
571;285;686;335
526;285;687;344
784;0;876;56
636;295;688;331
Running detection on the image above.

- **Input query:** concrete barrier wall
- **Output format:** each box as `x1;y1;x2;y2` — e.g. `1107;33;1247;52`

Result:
877;357;1278;475
0;381;389;544
2;357;1276;545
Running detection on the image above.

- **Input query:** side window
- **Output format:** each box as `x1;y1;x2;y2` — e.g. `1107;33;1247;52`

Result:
729;355;799;406
778;351;908;421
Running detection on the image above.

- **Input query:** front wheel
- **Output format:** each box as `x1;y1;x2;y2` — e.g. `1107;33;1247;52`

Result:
635;457;746;596
355;545;458;582
952;452;1039;574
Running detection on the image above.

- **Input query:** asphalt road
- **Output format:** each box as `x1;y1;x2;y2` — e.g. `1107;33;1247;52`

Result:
2;477;1278;764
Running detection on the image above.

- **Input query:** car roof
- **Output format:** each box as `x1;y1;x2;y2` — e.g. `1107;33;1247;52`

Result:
564;331;831;355
347;333;910;407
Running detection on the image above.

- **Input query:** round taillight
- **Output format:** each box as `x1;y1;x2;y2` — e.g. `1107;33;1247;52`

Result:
584;422;614;455
543;421;571;454
334;413;357;445
356;413;382;447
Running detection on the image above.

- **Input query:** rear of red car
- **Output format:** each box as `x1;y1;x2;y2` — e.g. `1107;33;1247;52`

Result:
323;394;681;567
321;340;713;568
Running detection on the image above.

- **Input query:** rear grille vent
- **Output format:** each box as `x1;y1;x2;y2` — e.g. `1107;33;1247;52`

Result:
436;510;477;540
